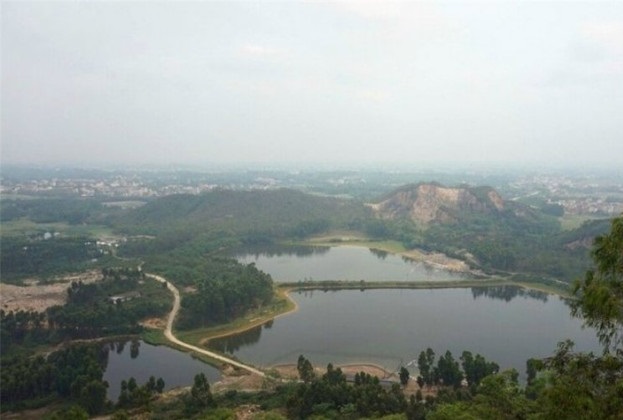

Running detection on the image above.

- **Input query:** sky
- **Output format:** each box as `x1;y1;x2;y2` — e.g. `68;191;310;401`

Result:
2;1;623;168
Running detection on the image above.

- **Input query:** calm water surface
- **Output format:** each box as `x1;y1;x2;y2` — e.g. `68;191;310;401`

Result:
103;340;221;401
209;287;601;379
233;245;471;283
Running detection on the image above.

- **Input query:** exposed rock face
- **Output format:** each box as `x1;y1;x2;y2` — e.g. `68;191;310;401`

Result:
371;183;505;225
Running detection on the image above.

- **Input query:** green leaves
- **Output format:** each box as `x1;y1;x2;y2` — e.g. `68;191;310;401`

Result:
175;257;274;329
572;215;623;352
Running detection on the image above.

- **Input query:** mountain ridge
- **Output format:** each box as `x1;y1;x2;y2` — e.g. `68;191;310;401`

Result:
370;182;508;225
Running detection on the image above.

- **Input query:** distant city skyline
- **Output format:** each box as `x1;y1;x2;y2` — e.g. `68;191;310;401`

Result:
2;1;622;167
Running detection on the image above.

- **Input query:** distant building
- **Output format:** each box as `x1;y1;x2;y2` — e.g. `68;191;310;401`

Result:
108;291;141;304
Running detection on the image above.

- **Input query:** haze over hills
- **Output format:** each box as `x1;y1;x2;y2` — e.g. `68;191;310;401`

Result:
2;0;623;417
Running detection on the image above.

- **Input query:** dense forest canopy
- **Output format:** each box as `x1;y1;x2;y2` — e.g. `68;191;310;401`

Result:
114;189;369;238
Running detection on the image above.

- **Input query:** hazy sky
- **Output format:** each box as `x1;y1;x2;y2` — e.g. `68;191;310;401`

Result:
2;1;622;167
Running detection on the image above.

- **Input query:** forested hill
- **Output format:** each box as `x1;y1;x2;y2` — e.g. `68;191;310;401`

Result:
114;189;369;240
367;182;612;281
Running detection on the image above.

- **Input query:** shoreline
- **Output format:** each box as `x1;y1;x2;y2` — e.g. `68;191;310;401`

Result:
165;241;572;371
294;238;477;275
187;276;556;369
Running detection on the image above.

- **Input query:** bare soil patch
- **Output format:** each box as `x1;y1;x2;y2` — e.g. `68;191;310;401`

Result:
0;270;102;313
271;363;396;381
213;369;267;393
140;317;167;329
401;249;472;273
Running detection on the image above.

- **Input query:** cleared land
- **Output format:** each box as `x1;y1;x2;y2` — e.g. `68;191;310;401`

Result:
0;270;102;312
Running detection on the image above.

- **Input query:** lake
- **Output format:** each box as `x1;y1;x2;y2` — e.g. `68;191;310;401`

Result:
103;340;221;401
208;287;601;380
232;245;471;283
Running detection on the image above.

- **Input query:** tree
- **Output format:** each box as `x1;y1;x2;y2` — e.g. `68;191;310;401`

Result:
525;357;544;385
572;215;623;352
80;380;108;415
435;350;462;388
399;366;410;387
190;372;214;408
535;340;623;419
461;351;499;387
417;348;436;387
536;217;623;418
156;377;165;393
297;354;315;383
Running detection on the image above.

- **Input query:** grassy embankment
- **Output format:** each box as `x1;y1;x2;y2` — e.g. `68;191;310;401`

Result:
162;287;296;351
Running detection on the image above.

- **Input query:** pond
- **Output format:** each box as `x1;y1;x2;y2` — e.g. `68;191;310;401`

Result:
103;340;221;401
232;245;472;283
208;287;601;380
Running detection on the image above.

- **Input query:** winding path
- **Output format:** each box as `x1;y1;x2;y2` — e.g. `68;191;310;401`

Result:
146;273;266;377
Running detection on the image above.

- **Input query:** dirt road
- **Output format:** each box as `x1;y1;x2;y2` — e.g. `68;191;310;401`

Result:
146;274;265;377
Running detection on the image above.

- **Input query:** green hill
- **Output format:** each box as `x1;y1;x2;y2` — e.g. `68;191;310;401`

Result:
115;188;369;242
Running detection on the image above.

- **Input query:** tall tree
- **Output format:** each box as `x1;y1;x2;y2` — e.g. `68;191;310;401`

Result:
297;354;315;383
572;215;623;352
417;348;436;387
435;350;462;388
80;380;108;415
190;373;214;408
399;366;410;387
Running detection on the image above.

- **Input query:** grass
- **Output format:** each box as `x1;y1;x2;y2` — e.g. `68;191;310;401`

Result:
141;329;168;346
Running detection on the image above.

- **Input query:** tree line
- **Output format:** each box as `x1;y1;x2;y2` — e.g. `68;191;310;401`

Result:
0;344;108;414
0;236;101;282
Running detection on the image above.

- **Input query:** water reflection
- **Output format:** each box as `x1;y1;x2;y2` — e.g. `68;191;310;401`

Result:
231;245;331;258
232;245;470;283
471;286;548;302
209;319;279;354
114;341;125;354
205;288;601;378
369;248;388;260
103;339;221;402
130;339;140;359
210;325;263;353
